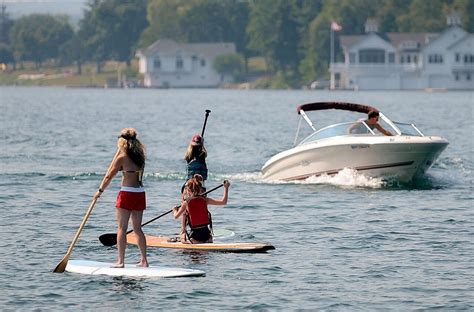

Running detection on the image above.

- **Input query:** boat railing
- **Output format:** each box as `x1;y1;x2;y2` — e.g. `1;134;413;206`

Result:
299;121;377;145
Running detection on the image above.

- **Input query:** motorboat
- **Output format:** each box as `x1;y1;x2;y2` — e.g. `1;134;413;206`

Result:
261;102;449;182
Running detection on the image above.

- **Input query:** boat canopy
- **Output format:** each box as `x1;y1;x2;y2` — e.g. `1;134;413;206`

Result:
297;102;378;115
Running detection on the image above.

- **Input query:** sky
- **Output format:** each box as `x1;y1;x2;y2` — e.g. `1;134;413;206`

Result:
3;0;87;19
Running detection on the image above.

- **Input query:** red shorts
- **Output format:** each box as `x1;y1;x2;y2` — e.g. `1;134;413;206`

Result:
116;188;146;211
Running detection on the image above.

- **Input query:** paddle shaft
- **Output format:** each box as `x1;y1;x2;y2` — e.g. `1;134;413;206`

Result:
53;197;98;273
124;209;173;236
201;109;211;137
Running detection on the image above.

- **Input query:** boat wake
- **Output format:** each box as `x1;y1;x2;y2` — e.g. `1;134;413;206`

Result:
301;168;385;188
222;168;385;188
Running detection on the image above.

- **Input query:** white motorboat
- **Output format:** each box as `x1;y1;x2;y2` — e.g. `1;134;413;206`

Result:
261;102;449;182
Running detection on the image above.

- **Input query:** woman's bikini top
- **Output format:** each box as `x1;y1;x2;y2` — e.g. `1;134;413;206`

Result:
121;169;144;187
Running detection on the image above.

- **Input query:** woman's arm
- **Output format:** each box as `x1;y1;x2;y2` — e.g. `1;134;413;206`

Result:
94;150;123;199
206;180;230;206
173;202;187;219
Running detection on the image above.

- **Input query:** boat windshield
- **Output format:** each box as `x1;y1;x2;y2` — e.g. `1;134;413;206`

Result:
299;121;375;145
391;121;424;136
298;120;425;145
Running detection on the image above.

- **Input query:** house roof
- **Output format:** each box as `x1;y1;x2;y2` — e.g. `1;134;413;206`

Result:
386;32;438;50
136;39;236;59
340;35;366;49
447;33;474;50
341;32;439;51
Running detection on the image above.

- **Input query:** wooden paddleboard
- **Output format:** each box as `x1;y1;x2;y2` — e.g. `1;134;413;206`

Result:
65;260;205;278
128;234;275;253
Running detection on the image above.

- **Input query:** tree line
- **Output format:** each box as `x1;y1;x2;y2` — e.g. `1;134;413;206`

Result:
0;0;472;87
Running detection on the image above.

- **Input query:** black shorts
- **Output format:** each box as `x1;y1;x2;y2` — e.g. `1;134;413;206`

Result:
190;227;211;242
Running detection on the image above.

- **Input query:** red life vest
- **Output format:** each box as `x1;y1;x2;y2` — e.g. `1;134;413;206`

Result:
186;196;211;229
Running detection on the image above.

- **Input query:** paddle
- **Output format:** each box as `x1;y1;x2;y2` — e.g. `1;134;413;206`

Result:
53;197;98;273
201;109;211;137
98;183;224;247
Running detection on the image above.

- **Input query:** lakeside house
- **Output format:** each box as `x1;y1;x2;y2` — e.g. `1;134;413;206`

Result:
136;39;236;88
330;12;474;90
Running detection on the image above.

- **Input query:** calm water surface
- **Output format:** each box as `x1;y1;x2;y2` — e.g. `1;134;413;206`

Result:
0;87;473;310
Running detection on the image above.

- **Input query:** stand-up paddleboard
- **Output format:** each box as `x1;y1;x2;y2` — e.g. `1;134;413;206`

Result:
65;260;205;278
128;234;275;253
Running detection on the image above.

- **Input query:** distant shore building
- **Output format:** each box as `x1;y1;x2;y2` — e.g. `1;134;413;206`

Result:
136;39;236;88
330;12;474;90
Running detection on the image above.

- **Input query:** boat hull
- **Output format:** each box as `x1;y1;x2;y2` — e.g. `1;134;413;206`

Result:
262;136;448;182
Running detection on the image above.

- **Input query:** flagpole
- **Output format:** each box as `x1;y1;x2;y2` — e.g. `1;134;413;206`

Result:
330;25;334;90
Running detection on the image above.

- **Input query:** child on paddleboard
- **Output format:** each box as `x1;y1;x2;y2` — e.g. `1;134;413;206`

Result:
173;175;230;243
94;128;148;268
183;134;208;190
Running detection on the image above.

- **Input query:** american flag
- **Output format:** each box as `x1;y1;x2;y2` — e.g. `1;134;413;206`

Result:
331;21;342;31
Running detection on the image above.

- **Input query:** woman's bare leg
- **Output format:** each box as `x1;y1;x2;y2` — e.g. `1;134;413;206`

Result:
113;208;131;268
131;210;148;267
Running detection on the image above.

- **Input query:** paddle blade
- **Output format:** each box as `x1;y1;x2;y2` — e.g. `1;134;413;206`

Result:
53;255;69;273
99;233;118;246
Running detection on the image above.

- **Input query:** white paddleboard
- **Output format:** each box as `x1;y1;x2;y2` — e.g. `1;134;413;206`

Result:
65;260;205;278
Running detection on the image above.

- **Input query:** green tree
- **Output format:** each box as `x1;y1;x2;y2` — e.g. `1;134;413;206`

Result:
0;4;14;44
396;0;452;32
0;42;14;64
79;0;148;71
10;14;73;67
247;0;312;76
139;0;187;47
213;53;244;81
59;33;84;74
376;0;412;32
453;0;474;32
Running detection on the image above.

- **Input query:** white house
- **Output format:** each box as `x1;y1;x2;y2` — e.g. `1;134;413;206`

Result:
330;12;474;90
136;39;236;88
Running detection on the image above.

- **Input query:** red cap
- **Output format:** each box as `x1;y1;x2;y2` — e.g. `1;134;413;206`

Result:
191;134;203;146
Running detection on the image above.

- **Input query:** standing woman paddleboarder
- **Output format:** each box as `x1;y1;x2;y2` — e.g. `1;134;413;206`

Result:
94;128;148;268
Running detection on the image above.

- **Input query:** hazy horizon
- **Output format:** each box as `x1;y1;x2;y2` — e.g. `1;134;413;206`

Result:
3;0;87;20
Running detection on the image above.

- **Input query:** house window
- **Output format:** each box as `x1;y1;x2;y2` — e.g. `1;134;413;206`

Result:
464;54;474;63
400;55;404;63
349;53;356;63
201;59;206;67
359;49;385;63
414;55;418;63
407;55;411;63
456;53;460;62
428;54;443;63
176;56;183;69
388;53;395;63
153;57;161;69
455;73;459;81
467;73;471;81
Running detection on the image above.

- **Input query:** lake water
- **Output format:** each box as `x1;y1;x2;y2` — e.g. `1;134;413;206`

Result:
0;86;472;310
